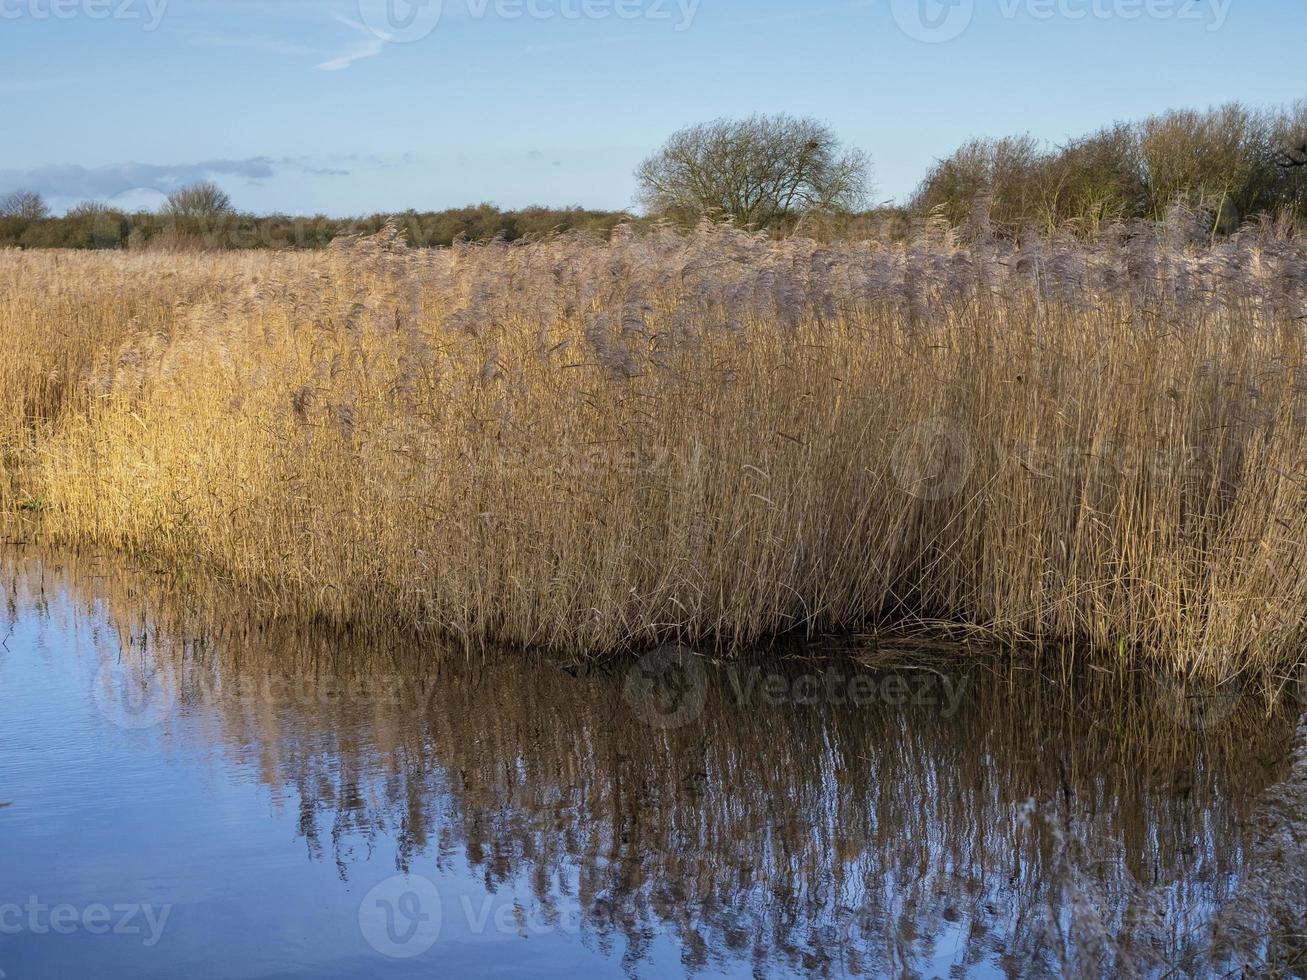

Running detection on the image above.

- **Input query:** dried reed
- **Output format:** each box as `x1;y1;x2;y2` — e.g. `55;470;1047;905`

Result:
2;218;1305;675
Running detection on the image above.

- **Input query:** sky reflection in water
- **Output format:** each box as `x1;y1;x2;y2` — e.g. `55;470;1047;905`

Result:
0;552;1303;978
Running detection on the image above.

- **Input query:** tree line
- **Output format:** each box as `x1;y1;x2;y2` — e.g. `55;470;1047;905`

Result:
3;98;1305;249
912;101;1307;237
0;187;631;250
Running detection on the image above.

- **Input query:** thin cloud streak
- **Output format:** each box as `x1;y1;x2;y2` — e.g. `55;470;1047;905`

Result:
316;13;388;71
169;28;319;58
0;79;67;95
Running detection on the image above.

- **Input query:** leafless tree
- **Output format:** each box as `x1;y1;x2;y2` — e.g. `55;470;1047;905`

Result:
162;181;234;219
636;115;871;230
0;189;50;220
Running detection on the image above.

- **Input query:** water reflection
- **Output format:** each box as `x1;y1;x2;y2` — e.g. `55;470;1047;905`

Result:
1;550;1304;978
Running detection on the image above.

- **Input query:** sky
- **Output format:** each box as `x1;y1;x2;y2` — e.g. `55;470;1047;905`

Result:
1;0;1305;216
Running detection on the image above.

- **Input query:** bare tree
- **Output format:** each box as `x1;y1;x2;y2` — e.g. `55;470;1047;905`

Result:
162;181;234;219
0;190;50;220
636;115;871;230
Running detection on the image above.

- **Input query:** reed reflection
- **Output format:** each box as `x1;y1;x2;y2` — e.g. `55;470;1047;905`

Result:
7;551;1305;978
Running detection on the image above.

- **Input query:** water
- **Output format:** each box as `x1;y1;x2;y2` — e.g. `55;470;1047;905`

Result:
0;551;1304;979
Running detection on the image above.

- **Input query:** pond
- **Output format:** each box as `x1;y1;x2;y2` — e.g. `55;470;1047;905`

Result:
0;551;1304;978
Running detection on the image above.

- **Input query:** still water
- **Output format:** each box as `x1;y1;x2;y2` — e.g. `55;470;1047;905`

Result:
0;551;1304;979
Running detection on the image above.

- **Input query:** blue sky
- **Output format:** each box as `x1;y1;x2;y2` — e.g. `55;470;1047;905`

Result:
1;0;1304;215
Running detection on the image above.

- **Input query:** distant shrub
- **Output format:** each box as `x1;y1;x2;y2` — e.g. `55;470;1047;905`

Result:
911;136;1045;232
911;100;1307;237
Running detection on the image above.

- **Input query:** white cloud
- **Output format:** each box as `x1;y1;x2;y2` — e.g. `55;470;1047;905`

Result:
0;157;351;207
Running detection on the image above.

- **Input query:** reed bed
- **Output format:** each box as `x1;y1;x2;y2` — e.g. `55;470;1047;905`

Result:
2;217;1306;675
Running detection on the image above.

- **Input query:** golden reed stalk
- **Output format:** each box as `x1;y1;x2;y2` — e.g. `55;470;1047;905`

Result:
2;220;1304;675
